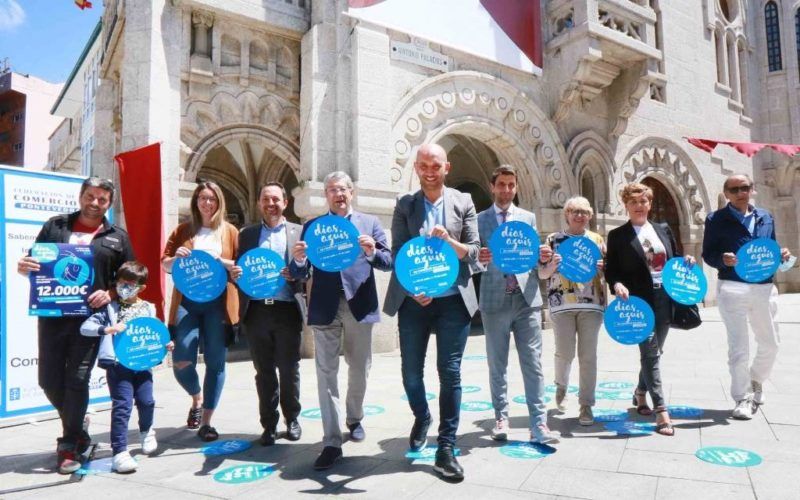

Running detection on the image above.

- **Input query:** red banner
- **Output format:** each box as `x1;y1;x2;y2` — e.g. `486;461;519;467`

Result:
115;143;165;320
686;137;800;158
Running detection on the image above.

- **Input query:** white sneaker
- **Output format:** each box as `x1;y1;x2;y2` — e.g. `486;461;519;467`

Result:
731;399;756;420
751;381;765;405
141;429;157;455
491;418;508;441
112;450;138;473
531;424;561;444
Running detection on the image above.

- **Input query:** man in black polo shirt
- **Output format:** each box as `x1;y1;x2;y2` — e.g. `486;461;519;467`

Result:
17;177;135;474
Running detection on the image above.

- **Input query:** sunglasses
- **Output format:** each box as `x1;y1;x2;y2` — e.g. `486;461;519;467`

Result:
726;185;752;194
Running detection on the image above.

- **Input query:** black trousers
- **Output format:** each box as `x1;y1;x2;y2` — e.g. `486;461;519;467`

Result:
243;300;303;431
38;317;100;445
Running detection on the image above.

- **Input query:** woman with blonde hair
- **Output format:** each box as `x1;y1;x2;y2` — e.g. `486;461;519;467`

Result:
161;181;239;441
605;183;695;436
539;196;606;426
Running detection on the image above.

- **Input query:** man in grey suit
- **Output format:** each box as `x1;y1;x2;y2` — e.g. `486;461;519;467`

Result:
476;165;560;445
384;143;480;481
232;182;304;447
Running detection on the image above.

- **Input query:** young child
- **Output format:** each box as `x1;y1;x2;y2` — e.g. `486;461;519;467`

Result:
80;261;173;473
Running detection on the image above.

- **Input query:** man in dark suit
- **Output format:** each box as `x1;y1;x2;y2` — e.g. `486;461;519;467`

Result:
383;143;480;481
290;171;392;470
232;183;304;447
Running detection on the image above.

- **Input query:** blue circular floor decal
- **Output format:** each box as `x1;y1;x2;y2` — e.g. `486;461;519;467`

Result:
405;446;461;462
462;385;481;393
300;408;322;419
201;439;252;456
499;441;556;460
597;381;634;391
695;447;762;467
363;404;385;416
604;421;656;436
512;395;552;405
213;463;276;484
545;384;578;394
75;457;114;475
402;392;436;401
460;401;493;412
595;390;633;401
593;408;628;422
463;355;487;361
668;405;704;418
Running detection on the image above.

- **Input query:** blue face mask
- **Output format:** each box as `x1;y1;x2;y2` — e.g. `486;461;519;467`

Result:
116;283;140;301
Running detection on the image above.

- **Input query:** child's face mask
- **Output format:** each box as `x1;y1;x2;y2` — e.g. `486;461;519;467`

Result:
116;283;140;301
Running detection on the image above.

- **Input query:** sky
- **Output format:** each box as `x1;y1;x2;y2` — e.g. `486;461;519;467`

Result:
0;0;102;84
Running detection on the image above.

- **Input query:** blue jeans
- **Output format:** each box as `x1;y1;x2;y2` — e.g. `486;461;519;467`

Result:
399;295;471;446
172;297;227;410
104;362;154;455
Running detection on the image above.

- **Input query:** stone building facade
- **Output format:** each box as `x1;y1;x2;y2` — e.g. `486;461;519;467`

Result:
79;0;799;353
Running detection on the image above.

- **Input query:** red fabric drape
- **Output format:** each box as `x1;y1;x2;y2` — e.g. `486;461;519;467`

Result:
685;137;800;158
115;143;165;320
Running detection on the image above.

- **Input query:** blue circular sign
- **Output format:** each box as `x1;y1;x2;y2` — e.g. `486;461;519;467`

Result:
668;405;704;418
695;447;762;467
201;439;252;456
213;463;275;484
405;446;460;462
395;236;459;297
499;441;555;460
172;250;227;303
236;248;286;299
460;401;493;412
597;381;634;390
488;221;539;274
604;296;655;345
402;392;436;401
556;236;602;283
604;421;655;436
304;215;362;272
735;238;781;283
112;317;169;371
662;257;707;305
593;409;628;422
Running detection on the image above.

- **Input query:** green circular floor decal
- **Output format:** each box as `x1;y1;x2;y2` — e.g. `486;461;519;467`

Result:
500;441;556;460
213;463;276;484
695;447;762;467
460;400;493;412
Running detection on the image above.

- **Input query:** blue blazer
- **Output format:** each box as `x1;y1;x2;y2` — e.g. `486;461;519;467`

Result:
290;211;392;325
702;204;777;284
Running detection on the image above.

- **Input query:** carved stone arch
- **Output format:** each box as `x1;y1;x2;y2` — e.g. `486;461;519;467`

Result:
390;71;572;210
616;136;711;226
199;166;252;223
566;130;615;213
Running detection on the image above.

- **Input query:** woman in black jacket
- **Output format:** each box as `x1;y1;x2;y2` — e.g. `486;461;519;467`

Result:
605;183;695;436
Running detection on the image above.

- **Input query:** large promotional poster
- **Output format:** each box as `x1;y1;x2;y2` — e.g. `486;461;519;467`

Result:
346;0;543;74
0;167;110;424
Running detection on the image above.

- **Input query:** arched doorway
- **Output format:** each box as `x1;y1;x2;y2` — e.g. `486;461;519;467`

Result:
642;177;683;254
438;133;499;212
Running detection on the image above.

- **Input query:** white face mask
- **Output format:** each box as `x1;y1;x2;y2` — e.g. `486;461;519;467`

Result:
116;283;140;301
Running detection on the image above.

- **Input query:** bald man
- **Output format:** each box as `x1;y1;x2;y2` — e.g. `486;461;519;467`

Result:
384;143;480;481
702;174;793;420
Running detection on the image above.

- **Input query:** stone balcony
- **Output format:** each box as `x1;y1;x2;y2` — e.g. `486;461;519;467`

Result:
546;0;663;124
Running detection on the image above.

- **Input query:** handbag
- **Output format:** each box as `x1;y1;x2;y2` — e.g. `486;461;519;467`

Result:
671;302;701;330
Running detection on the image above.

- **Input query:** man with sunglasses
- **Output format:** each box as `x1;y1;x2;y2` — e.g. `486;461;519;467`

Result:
702;174;793;420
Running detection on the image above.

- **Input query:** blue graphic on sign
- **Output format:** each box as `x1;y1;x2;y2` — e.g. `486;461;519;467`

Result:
173;250;227;303
402;392;436;401
305;215;361;272
462;385;481;393
113;317;169;371
513;395;552;405
488;221;539;274
201;439;252;456
556;236;602;283
236;248;286;299
499;441;556;460
695;447;762;467
75;457;115;475
395;236;459;297
662;257;707;305
593;409;628;422
668;405;704;418
213;464;275;484
460;401;493;412
405;446;461;462
604;421;656;436
604;296;655;345
463;354;487;361
545;384;579;394
300;408;322;419
363;405;385;416
734;238;781;283
29;243;94;317
597;381;634;391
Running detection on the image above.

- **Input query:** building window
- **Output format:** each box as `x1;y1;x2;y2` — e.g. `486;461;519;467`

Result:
765;1;782;71
13;142;23;152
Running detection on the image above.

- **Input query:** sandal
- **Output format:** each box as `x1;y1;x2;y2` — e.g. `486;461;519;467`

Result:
632;391;652;416
187;407;202;430
198;425;219;442
654;408;675;437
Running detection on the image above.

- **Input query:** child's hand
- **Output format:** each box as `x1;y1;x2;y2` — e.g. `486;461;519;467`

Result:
165;341;175;352
104;322;126;335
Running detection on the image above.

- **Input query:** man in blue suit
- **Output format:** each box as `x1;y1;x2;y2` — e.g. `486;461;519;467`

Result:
290;171;392;470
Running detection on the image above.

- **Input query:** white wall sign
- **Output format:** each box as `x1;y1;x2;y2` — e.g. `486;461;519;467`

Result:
390;38;450;72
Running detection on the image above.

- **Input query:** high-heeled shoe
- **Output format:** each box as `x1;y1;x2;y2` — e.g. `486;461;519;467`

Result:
632;391;652;416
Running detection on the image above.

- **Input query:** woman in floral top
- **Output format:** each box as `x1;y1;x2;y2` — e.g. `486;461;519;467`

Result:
538;196;606;426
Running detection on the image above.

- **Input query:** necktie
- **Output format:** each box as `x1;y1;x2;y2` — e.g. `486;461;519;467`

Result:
500;210;520;294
